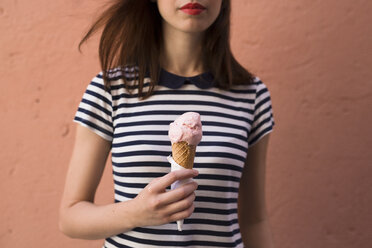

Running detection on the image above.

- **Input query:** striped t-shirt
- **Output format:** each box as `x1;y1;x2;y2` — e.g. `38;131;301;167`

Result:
74;68;275;248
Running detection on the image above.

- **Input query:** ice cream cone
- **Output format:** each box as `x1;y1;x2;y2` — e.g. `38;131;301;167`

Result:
168;112;202;231
171;141;196;169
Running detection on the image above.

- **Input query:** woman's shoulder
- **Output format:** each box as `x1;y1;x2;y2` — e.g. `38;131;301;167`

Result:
104;66;141;81
230;76;268;92
85;66;141;92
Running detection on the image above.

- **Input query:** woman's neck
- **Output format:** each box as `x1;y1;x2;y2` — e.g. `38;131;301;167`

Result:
160;26;205;77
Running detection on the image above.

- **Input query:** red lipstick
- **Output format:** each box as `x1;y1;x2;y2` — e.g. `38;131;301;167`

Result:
180;2;206;15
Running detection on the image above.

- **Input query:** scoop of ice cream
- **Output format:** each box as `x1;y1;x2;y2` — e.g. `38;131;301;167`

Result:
169;112;202;145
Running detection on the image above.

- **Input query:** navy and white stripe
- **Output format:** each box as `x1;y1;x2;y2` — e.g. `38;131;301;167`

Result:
74;68;275;248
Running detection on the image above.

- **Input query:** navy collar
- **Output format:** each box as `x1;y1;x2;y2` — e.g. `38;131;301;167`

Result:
158;69;215;89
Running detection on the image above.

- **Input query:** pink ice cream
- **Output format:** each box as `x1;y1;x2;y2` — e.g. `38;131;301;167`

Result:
168;112;202;145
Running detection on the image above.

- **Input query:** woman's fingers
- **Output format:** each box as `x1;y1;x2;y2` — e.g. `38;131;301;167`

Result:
167;197;196;222
165;191;196;215
148;169;199;193
158;181;198;206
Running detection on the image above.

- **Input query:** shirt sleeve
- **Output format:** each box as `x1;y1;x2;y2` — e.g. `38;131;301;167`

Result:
247;79;275;147
73;73;114;141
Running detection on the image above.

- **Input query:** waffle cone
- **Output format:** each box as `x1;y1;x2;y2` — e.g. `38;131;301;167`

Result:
171;141;196;169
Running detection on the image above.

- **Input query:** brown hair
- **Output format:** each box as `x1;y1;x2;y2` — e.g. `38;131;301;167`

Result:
80;0;254;98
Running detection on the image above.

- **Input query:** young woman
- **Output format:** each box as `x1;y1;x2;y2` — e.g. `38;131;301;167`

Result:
59;0;275;247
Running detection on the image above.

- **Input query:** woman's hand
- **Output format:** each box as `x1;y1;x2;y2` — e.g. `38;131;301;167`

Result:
132;169;199;227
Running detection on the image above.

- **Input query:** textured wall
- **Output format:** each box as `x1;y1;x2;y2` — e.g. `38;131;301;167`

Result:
0;0;371;247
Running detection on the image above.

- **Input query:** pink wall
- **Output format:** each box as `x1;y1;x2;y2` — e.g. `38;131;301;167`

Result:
1;0;371;247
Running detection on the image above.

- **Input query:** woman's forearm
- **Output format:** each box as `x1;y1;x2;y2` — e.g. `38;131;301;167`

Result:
59;200;138;240
240;218;274;248
59;169;199;240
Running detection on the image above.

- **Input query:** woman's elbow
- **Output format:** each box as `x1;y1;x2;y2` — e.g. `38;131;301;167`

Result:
58;207;77;239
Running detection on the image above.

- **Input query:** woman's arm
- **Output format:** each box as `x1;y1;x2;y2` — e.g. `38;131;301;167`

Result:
59;124;198;239
238;134;275;247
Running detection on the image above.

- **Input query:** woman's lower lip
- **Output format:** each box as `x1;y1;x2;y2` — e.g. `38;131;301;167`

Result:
181;9;205;15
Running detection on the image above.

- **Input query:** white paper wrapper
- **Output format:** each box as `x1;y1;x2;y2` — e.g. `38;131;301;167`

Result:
167;155;192;231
